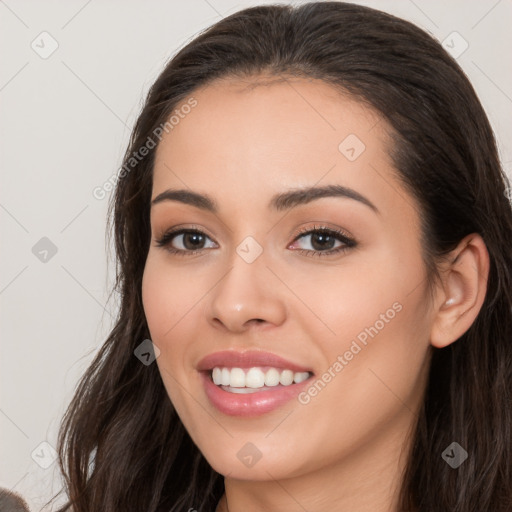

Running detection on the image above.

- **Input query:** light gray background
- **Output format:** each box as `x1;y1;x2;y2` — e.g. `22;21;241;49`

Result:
1;0;511;510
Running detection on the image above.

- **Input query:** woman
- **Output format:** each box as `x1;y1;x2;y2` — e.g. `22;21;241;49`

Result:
53;2;512;511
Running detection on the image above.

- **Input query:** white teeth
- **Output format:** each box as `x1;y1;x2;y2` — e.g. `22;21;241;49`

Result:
246;367;265;388
264;368;280;387
230;368;246;387
210;366;311;388
293;371;310;383
221;367;230;386
279;369;294;386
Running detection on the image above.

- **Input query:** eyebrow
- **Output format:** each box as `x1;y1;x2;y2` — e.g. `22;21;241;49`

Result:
151;184;379;214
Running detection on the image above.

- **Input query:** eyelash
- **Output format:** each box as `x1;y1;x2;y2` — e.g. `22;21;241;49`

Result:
155;224;357;258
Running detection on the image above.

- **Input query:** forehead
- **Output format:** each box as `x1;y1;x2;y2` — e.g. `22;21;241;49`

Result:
158;75;384;157
151;75;409;220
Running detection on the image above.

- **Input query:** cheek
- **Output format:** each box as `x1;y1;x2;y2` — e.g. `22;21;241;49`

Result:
141;256;198;405
286;243;425;347
294;241;431;396
289;273;431;468
298;246;430;429
141;254;214;394
141;255;205;342
141;258;197;418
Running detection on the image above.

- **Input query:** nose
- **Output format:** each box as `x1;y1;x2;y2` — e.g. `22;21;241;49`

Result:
207;253;287;333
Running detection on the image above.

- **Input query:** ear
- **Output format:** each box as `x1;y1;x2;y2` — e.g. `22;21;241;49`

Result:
430;233;490;349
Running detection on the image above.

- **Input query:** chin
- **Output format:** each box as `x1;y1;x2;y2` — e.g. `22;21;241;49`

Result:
201;443;305;481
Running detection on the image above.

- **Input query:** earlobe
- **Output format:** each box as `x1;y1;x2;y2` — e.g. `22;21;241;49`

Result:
429;233;490;349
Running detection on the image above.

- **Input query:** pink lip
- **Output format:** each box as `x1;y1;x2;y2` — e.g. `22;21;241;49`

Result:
196;349;313;373
197;350;314;416
199;370;313;417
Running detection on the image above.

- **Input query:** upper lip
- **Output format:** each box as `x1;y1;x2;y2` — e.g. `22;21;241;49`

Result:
197;350;314;374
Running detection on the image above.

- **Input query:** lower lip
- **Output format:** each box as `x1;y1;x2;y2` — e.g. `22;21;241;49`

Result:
200;371;313;417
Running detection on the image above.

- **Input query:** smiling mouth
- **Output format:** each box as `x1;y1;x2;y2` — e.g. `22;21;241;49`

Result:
205;366;315;393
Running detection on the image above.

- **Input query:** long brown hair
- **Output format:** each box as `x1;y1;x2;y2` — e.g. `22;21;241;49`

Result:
53;2;512;511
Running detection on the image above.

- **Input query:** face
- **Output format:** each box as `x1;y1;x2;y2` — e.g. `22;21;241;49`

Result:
142;76;434;480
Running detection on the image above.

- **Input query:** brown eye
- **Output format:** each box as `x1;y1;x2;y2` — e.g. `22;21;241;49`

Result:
290;225;357;258
155;228;216;255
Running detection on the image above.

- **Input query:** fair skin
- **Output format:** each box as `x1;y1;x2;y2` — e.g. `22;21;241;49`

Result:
141;75;489;512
